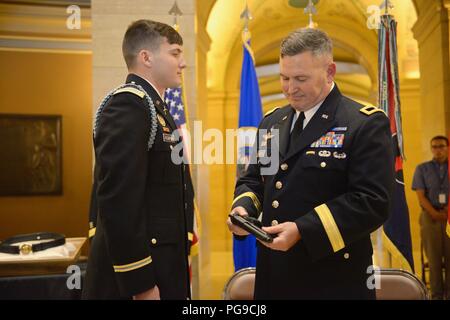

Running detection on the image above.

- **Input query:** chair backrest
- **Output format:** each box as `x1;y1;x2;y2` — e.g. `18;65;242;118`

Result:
223;267;429;300
375;268;429;300
222;267;256;300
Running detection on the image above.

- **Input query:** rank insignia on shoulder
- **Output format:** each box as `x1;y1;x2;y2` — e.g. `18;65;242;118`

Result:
264;107;280;117
311;132;345;148
359;105;385;116
112;87;145;98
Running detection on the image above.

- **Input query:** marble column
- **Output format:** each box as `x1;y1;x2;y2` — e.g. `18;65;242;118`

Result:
412;0;450;159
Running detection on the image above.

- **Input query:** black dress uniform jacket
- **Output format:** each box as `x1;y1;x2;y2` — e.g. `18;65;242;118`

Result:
231;85;394;299
82;74;190;299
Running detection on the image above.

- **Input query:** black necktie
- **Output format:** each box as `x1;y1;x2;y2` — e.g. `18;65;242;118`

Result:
288;112;305;153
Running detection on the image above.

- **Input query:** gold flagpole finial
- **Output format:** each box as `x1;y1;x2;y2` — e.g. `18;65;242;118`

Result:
380;0;394;15
168;0;183;30
304;0;317;28
240;2;253;33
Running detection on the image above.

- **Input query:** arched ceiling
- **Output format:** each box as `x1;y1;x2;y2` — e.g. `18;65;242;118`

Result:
205;0;419;106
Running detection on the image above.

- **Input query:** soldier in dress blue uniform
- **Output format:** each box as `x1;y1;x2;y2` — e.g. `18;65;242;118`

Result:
227;28;394;299
82;20;191;300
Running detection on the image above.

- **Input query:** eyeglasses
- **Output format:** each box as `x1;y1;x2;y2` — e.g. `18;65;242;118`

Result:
431;145;448;149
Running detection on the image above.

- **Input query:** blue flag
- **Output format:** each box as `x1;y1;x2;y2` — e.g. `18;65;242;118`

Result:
234;33;263;271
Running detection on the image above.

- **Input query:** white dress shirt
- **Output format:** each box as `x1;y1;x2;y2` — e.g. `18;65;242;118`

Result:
290;82;335;132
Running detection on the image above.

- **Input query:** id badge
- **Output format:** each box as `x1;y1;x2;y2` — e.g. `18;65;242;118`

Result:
438;193;447;204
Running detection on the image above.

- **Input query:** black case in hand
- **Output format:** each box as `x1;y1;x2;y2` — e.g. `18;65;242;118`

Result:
229;213;273;243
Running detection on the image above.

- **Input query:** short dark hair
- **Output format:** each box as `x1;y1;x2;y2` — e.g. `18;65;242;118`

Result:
431;135;449;146
280;28;333;58
122;19;183;68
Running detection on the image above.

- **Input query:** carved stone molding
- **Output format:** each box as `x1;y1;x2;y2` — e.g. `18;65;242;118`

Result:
0;2;91;53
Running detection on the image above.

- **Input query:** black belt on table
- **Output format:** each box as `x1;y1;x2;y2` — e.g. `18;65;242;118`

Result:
0;232;65;255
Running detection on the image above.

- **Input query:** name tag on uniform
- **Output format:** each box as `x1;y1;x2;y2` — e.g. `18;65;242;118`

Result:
163;133;177;143
310;132;345;148
439;193;447;204
331;127;347;132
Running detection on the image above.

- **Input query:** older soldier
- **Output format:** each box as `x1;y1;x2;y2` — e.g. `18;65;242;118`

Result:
227;28;394;299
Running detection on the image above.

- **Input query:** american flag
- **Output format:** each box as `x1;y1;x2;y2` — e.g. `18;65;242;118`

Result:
165;86;199;281
165;87;191;164
165;87;186;128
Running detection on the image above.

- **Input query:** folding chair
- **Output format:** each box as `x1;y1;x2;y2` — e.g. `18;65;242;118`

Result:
222;267;429;300
222;267;255;300
375;268;429;300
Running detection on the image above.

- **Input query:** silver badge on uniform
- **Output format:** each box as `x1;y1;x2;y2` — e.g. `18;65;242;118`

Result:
319;150;331;157
333;151;346;159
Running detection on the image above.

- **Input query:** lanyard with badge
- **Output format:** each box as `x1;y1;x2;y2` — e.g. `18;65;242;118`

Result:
435;162;448;206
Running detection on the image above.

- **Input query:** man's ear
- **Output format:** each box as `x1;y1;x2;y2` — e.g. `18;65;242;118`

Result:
327;62;336;82
138;49;152;67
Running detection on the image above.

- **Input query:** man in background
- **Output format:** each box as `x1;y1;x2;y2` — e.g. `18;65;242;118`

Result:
412;135;449;300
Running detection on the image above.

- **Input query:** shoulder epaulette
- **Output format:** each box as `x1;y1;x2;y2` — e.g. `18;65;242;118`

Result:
94;83;157;150
113;87;145;98
264;107;280;117
359;105;386;116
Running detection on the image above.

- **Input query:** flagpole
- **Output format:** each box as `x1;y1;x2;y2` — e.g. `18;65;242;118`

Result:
378;0;414;273
168;1;202;299
168;0;182;30
381;2;392;268
233;1;262;271
381;0;394;16
168;0;202;239
304;0;317;29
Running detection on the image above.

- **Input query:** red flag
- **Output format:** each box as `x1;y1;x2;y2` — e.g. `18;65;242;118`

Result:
378;14;414;272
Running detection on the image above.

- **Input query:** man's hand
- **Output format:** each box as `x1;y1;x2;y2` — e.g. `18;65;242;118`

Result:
226;206;250;236
429;209;448;222
436;209;449;222
133;285;160;300
258;222;301;251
